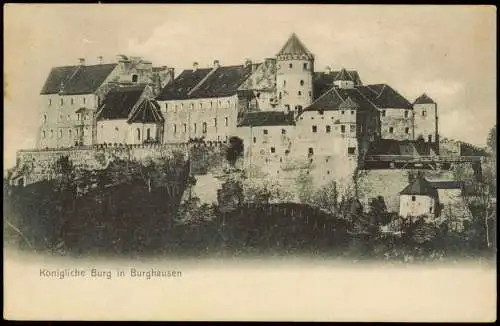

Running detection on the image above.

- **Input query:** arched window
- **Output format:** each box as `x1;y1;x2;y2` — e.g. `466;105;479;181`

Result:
147;128;151;139
136;128;141;141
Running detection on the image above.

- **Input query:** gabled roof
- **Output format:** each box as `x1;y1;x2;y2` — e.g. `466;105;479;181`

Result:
306;85;379;113
96;86;145;121
156;68;212;100
338;97;360;109
414;93;436;105
156;65;253;101
237;111;295;127
313;70;362;100
40;63;118;95
189;65;253;99
276;33;314;59
334;68;354;82
400;176;438;197
128;99;164;124
358;84;413;109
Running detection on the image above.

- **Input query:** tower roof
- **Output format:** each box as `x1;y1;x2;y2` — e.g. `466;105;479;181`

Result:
276;33;314;59
400;176;438;197
414;93;436;105
334;68;354;82
338;96;360;109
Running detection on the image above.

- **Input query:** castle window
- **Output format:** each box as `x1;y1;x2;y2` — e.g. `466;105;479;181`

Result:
327;170;330;175
351;110;354;115
279;92;282;99
283;80;286;87
298;91;302;96
59;129;63;138
253;137;256;143
200;103;203;110
194;123;197;134
281;129;286;135
136;128;141;141
42;130;46;139
83;97;86;105
71;98;74;105
210;102;213;109
132;74;138;83
277;64;281;70
404;110;409;118
389;127;394;134
202;122;207;133
308;148;314;155
43;114;47;123
303;63;308;70
256;92;261;98
289;63;293;69
381;110;386;117
191;103;194;110
405;127;410;134
165;103;168;111
115;127;119;132
271;147;276;153
309;91;312;98
173;124;177;134
263;129;268;135
285;104;290;111
60;98;64;106
225;117;228;127
300;80;304;86
341;110;345;115
326;125;331;133
183;124;187;133
422;110;427;117
350;125;356;133
297;105;302;112
147;128;151;139
312;125;317;133
341;125;346;133
430;206;433;213
48;99;52;106
412;196;416;202
214;118;217;127
428;135;432;142
68;129;72;137
50;130;54;138
348;147;356;155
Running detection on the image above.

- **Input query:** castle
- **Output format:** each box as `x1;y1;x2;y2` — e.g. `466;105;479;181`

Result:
32;34;443;177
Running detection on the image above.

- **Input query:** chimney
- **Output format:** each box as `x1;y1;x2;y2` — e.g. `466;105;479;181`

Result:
325;65;332;74
193;62;199;72
213;60;220;69
78;58;86;66
98;56;103;64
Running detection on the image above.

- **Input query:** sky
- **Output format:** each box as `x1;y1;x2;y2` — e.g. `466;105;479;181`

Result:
4;4;497;168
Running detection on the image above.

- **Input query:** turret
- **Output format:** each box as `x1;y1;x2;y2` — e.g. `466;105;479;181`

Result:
275;33;315;117
413;93;438;150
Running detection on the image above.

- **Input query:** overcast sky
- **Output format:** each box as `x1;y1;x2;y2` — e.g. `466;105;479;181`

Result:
4;4;496;168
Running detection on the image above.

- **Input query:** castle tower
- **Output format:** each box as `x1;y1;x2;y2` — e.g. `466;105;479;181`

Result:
413;93;439;152
275;33;315;117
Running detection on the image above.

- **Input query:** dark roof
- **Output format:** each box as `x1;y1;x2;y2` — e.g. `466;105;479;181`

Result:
334;68;353;81
128;99;164;124
358;84;413;109
96;86;145;120
428;181;464;190
313;71;362;100
156;68;211;100
276;33;314;59
156;65;252;101
367;139;438;156
400;176;438;197
414;93;436;105
305;86;378;113
189;65;253;99
40;63;118;95
237;111;295;127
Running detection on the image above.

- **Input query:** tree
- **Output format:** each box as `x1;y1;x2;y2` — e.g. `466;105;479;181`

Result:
225;136;244;167
295;170;314;204
308;180;339;214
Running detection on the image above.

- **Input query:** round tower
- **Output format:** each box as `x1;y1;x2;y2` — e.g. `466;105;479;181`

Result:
275;33;314;116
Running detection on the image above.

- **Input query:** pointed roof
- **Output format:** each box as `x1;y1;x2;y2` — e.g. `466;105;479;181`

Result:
400;176;438;197
414;93;436;105
96;85;146;120
128;98;164;124
276;33;314;59
334;68;354;82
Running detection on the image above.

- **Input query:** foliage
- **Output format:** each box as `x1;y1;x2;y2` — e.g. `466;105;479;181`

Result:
295;170;314;204
242;179;293;205
225;136;244;167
